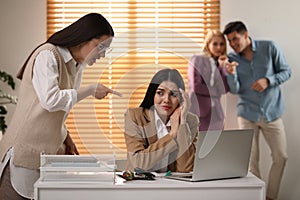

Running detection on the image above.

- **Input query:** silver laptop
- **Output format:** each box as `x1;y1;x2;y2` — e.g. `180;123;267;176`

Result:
166;129;253;182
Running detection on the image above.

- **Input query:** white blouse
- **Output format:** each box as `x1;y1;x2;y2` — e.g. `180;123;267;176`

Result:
151;109;171;172
32;46;83;113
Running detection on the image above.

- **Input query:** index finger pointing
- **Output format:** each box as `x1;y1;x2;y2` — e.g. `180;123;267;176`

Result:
110;89;123;97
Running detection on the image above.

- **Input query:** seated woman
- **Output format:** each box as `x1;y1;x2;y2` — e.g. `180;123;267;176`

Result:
124;68;199;173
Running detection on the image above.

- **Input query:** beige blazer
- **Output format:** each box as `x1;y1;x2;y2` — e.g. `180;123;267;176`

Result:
124;107;199;172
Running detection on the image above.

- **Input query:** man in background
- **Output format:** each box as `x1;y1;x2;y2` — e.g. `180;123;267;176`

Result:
223;21;291;200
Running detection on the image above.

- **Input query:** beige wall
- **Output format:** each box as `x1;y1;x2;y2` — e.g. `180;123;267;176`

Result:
0;0;46;122
0;0;299;199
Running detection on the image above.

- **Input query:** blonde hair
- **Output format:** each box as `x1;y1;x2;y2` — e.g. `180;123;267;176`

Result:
203;29;227;57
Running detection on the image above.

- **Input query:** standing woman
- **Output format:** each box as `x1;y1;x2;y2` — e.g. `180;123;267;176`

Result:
0;13;120;200
124;68;199;172
188;30;229;131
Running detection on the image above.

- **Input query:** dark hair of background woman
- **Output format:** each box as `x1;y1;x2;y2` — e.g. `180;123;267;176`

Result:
140;68;185;109
17;13;114;80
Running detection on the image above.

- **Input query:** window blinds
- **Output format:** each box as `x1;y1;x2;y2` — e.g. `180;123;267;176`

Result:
47;0;220;159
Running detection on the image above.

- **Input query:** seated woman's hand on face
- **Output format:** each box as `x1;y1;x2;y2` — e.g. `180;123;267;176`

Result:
168;88;191;138
179;88;190;124
169;108;181;138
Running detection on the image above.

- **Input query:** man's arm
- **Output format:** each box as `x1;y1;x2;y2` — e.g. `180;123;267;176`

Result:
266;41;291;87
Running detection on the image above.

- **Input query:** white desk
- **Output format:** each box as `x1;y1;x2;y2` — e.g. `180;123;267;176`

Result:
34;173;265;200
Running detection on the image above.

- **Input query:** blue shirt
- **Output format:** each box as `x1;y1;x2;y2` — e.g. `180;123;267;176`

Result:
226;38;291;122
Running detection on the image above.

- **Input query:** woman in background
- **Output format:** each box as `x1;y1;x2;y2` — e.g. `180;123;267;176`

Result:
188;30;229;131
0;13;120;200
124;68;199;173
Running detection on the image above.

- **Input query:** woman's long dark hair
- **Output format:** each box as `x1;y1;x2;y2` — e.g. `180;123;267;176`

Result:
140;68;185;109
17;13;114;80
